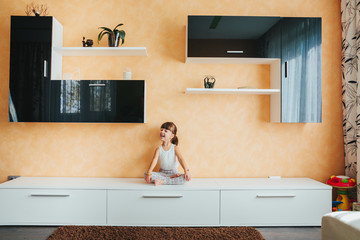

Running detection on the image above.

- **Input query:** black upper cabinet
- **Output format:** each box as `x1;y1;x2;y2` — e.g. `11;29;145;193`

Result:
9;16;53;122
50;80;146;123
187;16;281;58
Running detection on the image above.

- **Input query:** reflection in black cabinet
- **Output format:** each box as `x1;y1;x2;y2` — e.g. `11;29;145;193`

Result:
9;16;53;122
280;18;322;123
260;17;322;122
50;80;146;123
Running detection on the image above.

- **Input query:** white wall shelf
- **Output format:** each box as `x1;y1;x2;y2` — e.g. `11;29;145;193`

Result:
185;57;279;64
185;88;280;95
53;47;148;56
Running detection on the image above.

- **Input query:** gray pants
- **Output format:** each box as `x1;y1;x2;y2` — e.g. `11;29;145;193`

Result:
145;169;185;185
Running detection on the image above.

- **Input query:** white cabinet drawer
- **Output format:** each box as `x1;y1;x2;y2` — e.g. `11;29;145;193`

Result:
0;189;106;225
221;189;331;226
108;190;219;226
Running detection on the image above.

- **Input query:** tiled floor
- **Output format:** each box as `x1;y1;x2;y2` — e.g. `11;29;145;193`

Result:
0;226;56;240
257;227;321;240
0;226;321;240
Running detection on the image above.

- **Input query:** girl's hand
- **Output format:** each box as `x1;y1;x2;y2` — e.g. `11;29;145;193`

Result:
145;173;152;183
185;170;191;181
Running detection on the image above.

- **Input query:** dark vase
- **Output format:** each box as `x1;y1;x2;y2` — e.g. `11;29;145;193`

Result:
204;76;216;88
108;32;121;47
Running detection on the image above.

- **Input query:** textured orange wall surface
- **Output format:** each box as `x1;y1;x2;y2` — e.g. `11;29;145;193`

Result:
0;0;343;183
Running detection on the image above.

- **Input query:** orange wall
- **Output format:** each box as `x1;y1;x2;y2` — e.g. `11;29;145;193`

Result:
0;0;343;183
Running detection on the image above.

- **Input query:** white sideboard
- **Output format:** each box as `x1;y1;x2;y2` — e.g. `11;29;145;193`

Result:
0;177;331;226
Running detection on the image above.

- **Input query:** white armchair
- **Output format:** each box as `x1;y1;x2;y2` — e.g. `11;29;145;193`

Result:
322;212;360;240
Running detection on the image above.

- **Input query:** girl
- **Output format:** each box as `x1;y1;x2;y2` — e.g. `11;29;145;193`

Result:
144;122;191;185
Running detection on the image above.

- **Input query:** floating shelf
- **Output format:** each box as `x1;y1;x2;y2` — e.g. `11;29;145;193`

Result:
53;47;148;56
185;57;279;64
185;88;280;95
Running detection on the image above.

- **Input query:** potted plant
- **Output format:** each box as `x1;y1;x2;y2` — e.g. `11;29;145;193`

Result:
98;23;125;47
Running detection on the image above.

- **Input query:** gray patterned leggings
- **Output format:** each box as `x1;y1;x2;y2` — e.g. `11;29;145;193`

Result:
145;169;185;185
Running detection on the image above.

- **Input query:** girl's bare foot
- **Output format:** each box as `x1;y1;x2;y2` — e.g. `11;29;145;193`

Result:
170;174;180;178
154;179;164;186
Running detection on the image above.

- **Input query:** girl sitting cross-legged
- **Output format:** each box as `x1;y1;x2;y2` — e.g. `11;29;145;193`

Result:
144;122;191;186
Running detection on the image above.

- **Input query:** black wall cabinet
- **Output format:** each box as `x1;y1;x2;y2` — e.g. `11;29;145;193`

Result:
187;16;322;123
188;16;281;58
8;16;146;123
9;16;53;122
50;80;146;123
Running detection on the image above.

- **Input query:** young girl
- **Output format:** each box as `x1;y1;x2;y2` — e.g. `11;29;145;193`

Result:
144;122;191;185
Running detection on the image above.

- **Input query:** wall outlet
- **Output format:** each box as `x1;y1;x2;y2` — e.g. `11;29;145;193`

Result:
8;175;20;181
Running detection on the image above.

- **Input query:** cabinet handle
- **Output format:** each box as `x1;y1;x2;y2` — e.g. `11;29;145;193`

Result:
30;193;70;197
256;193;295;198
89;83;106;87
285;61;288;78
142;194;183;198
227;51;244;54
43;60;47;77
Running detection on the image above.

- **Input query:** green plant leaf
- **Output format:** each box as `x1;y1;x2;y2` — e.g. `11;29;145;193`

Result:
114;30;125;38
98;24;125;44
114;30;126;45
98;30;110;43
113;23;124;31
99;26;112;32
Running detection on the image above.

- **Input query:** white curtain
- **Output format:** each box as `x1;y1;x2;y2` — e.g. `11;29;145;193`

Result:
341;0;360;200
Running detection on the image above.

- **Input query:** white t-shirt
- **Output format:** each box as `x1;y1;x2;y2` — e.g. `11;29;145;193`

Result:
158;144;179;170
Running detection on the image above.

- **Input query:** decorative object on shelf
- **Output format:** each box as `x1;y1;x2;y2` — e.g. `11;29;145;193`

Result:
98;23;126;47
123;68;132;80
82;37;93;47
204;75;216;88
25;2;48;16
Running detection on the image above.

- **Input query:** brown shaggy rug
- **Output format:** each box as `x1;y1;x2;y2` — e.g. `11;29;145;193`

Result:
47;226;265;240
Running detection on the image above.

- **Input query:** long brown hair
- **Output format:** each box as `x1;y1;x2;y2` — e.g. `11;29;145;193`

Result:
161;122;178;145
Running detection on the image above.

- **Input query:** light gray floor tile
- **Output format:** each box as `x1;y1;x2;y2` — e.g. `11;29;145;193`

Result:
0;226;322;240
257;227;321;240
0;227;57;240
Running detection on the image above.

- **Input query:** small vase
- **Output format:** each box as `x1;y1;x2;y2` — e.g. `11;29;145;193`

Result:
204;75;216;88
108;32;121;47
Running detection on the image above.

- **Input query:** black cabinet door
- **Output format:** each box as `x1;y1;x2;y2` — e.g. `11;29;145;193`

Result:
280;18;322;123
9;16;53;122
49;80;145;123
187;16;281;58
